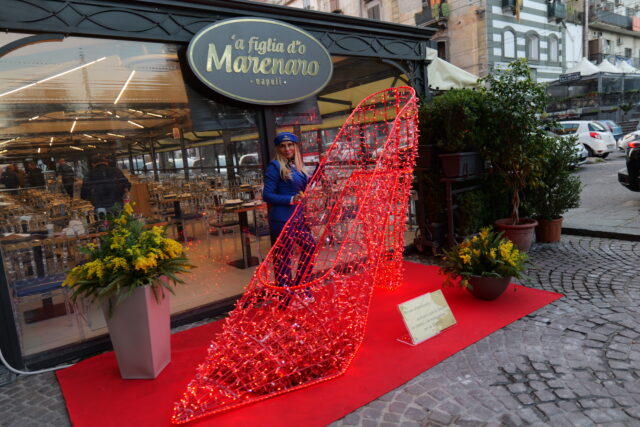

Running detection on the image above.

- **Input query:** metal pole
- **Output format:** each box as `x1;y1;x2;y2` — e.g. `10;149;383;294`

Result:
179;128;190;181
583;0;589;60
127;144;134;173
149;140;159;182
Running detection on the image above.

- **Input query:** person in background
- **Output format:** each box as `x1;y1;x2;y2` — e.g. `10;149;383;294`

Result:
1;165;19;193
13;164;25;188
81;154;131;217
263;132;315;294
26;161;45;188
57;157;76;198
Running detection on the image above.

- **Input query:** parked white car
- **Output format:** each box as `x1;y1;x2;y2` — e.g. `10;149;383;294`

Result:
557;121;616;158
618;131;640;151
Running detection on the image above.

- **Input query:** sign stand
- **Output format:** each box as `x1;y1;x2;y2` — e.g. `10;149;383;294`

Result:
397;289;456;346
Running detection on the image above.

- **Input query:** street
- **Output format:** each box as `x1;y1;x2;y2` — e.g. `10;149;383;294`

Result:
563;150;640;237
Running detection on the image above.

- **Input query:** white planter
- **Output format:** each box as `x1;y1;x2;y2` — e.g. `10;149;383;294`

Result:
101;283;171;379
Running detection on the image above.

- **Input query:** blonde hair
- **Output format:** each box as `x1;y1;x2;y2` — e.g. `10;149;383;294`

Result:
275;144;309;181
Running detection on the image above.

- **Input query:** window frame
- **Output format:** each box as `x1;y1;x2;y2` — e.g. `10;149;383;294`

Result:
548;34;559;64
502;28;516;59
526;31;540;61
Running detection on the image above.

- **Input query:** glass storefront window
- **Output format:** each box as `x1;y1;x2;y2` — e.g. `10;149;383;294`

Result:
0;31;411;361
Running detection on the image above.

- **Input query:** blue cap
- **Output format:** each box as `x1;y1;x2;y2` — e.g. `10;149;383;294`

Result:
274;132;298;145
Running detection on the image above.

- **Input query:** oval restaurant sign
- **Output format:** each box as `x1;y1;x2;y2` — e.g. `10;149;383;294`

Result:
187;18;333;105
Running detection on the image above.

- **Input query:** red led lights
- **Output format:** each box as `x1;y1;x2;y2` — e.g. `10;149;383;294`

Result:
171;87;419;424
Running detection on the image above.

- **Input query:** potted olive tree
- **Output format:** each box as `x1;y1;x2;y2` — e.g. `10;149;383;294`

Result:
480;60;548;251
526;134;582;242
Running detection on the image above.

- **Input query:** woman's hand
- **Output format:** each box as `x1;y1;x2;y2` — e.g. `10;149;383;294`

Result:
292;191;304;204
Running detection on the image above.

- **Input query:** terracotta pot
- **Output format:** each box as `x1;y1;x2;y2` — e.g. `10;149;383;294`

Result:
467;276;511;300
535;217;563;243
494;218;538;252
101;283;171;379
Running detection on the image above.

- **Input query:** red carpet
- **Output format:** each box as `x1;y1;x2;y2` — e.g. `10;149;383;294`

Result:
57;262;562;427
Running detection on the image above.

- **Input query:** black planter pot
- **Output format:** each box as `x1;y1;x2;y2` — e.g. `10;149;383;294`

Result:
439;152;483;179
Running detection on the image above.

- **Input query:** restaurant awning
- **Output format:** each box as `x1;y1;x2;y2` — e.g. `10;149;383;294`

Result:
597;60;620;73
425;47;479;91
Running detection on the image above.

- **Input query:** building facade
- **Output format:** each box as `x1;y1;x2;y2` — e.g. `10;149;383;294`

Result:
417;0;573;82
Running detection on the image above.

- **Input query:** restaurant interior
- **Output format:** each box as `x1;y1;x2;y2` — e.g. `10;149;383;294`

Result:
0;32;418;361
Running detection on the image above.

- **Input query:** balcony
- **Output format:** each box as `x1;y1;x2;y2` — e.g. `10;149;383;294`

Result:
548;0;566;22
590;8;631;29
415;3;450;27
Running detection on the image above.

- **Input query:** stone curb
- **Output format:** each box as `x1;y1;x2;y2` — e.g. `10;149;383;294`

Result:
562;227;640;242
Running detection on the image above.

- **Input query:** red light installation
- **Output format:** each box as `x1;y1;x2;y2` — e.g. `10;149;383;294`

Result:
172;86;419;424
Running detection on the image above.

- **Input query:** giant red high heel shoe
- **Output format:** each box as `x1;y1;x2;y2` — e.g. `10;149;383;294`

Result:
172;87;419;424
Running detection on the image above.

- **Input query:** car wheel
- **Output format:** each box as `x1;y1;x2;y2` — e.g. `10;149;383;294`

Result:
585;145;595;157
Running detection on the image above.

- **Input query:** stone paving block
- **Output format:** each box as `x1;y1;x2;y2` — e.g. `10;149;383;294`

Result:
414;394;438;410
507;383;527;394
362;419;379;427
425;409;453;425
363;408;383;419
517;393;534;405
517;407;543;424
383;413;400;423
534;390;556;402
403;406;425;422
584;408;616;423
389;402;408;414
367;400;388;410
538;402;562;418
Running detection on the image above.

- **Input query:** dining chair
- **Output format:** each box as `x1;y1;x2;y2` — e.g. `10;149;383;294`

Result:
206;206;239;260
247;205;270;262
1;239;76;353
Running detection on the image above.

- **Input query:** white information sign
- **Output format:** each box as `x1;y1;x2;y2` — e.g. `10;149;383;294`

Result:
397;290;456;346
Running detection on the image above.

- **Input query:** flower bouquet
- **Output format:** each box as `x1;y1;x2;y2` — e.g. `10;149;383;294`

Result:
441;227;527;300
63;203;193;313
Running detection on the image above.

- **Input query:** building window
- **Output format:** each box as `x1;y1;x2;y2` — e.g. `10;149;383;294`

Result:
526;33;540;61
437;40;447;60
503;29;516;58
548;35;559;63
625;47;632;58
366;1;381;20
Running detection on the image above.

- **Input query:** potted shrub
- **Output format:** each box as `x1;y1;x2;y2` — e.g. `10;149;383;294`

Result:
63;203;193;379
480;60;549;251
441;227;527;300
422;88;486;178
526;134;582;242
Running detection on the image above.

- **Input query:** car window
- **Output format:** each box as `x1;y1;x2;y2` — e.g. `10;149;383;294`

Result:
589;122;607;132
558;123;579;134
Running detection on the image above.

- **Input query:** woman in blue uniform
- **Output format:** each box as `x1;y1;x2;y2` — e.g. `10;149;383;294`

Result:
262;132;315;291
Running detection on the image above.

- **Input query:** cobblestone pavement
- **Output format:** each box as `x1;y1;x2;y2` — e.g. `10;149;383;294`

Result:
1;236;639;426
